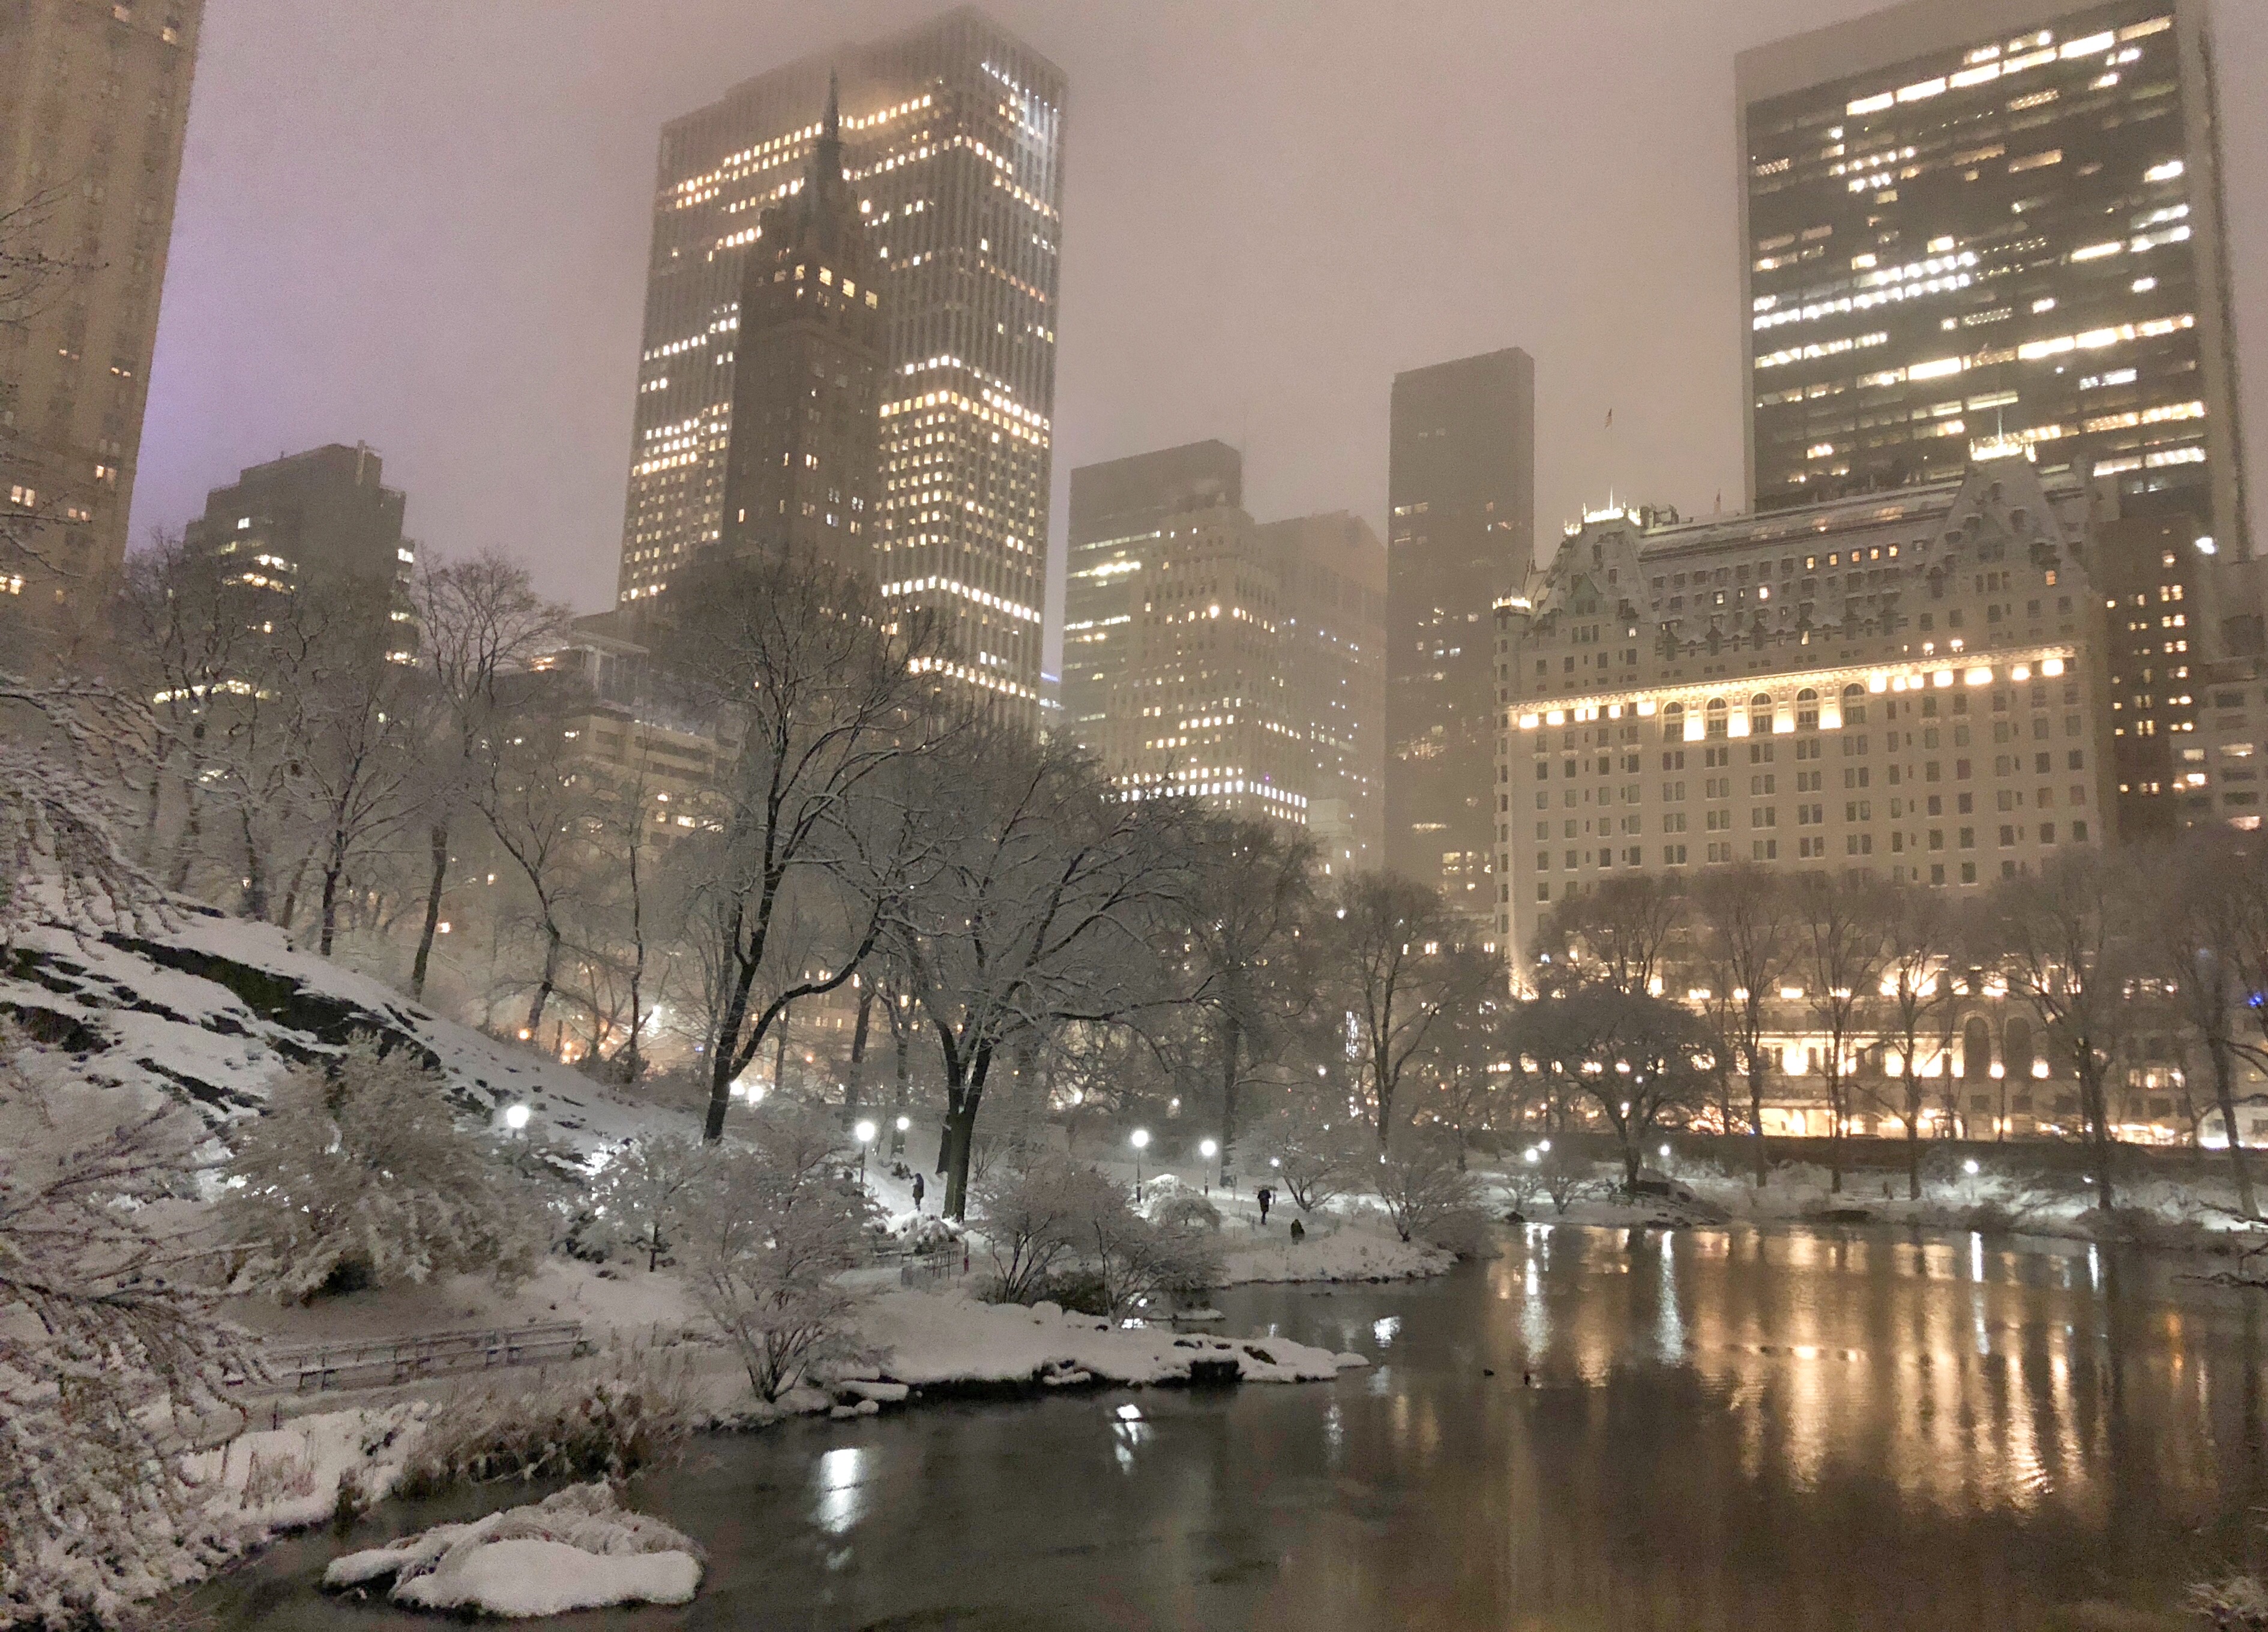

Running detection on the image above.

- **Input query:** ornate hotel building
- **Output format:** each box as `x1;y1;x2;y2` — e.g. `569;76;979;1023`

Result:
617;8;1063;720
1491;453;2117;958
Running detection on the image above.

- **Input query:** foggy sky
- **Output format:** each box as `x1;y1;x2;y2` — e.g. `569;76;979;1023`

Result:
131;0;2268;666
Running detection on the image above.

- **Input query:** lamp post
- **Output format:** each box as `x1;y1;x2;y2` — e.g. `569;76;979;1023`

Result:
892;1113;910;1158
503;1104;531;1134
1199;1138;1218;1196
1131;1127;1150;1200
855;1119;877;1192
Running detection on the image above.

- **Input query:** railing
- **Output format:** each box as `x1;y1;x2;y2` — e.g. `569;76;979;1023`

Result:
238;1321;590;1395
899;1246;972;1289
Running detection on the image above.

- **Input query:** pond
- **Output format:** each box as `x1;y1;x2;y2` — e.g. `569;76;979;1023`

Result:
187;1224;2268;1629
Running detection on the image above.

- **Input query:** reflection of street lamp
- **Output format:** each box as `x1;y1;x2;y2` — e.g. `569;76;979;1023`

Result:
855;1119;877;1190
1199;1137;1218;1196
892;1113;910;1158
1131;1128;1151;1199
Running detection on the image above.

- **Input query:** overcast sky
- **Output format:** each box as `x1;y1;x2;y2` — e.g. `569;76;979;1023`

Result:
131;0;2268;666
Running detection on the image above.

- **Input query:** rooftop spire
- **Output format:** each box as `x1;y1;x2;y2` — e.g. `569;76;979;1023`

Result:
825;68;841;143
806;68;845;196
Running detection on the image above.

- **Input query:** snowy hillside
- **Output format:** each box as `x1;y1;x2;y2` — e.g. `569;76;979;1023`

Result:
1;904;661;1151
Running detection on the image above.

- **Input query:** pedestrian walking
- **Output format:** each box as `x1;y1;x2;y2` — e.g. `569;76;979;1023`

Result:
1257;1185;1274;1226
911;1172;926;1212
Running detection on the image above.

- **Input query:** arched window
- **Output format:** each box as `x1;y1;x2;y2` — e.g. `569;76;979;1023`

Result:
1796;688;1820;730
2005;1017;2036;1080
1749;693;1774;736
1961;1017;1992;1080
1841;681;1868;726
1705;698;1728;738
1662;702;1686;742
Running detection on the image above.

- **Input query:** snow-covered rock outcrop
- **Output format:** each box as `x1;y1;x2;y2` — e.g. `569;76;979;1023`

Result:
1;905;654;1149
322;1483;703;1616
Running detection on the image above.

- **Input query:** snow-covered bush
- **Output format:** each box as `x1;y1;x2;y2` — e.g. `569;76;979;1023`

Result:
973;1157;1116;1304
676;1103;877;1402
0;1026;245;1627
584;1134;718;1271
1374;1131;1492;1253
219;1033;543;1302
1081;1189;1221;1318
1249;1106;1367;1214
1146;1192;1223;1234
394;1350;696;1499
1539;1141;1598;1215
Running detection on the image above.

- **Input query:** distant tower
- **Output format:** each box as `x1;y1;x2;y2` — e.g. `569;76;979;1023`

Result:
1385;348;1536;914
717;73;883;578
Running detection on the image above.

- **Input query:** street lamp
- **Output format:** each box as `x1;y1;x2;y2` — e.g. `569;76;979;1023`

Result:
855;1119;877;1191
1199;1137;1219;1196
503;1104;531;1133
892;1113;910;1158
1131;1127;1151;1199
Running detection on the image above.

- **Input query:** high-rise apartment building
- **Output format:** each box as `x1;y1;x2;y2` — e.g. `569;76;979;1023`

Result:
0;0;203;658
1386;348;1535;913
183;444;414;645
618;7;1064;718
1067;442;1385;851
1491;453;2114;957
1738;0;2242;541
1251;511;1386;871
716;79;884;578
1063;440;1243;754
1739;0;2246;841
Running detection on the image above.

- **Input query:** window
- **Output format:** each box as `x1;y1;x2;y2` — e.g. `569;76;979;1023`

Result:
1799;836;1827;858
1753;839;1779;861
1797;688;1820;729
1846;833;1874;855
1664;845;1688;865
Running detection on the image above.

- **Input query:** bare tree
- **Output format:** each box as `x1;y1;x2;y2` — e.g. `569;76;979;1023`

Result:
1179;815;1317;1187
1514;981;1714;1193
1985;851;2141;1211
1693;864;1794;1185
1880;881;1956;1199
1791;873;1894;1196
2150;829;2263;1217
662;555;950;1142
408;555;568;998
895;729;1199;1218
1533;873;1686;996
1313;871;1503;1151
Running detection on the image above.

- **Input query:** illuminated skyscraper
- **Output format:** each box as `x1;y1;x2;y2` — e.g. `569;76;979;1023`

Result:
1738;0;2242;543
618;7;1063;720
0;0;203;660
1386;348;1535;914
1738;0;2248;836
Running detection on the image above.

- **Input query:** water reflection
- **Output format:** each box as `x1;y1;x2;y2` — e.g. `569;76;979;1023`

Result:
187;1224;2268;1632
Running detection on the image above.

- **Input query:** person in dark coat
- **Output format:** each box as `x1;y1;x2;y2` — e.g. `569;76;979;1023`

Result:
1257;1185;1274;1226
911;1172;926;1212
1289;1217;1305;1242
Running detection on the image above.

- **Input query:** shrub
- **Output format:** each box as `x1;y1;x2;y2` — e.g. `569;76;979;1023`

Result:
584;1133;719;1270
1374;1131;1492;1254
1145;1193;1222;1234
974;1157;1116;1304
220;1034;541;1302
1248;1104;1367;1214
394;1349;695;1499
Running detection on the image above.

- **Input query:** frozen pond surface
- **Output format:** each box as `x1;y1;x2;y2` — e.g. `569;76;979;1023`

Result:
188;1223;2268;1629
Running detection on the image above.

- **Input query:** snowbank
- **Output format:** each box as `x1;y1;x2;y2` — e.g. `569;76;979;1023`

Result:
1217;1219;1454;1286
1;908;671;1151
848;1287;1367;1390
323;1483;702;1616
184;1402;429;1532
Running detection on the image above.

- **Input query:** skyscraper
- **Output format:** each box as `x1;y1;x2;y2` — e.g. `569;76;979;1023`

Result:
1737;0;2246;839
182;444;414;643
0;0;203;658
1063;440;1242;754
1385;348;1535;913
1737;0;2243;545
1252;510;1386;872
618;7;1064;719
716;77;884;578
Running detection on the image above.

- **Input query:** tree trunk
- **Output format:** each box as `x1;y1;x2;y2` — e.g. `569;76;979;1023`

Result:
1825;1058;1844;1196
845;986;873;1117
940;1049;992;1220
317;848;346;957
2209;1033;2258;1218
168;778;202;893
1747;1049;1768;1188
525;918;561;1038
410;821;448;999
1906;1083;1923;1202
1217;1010;1242;1190
2081;1065;2117;1212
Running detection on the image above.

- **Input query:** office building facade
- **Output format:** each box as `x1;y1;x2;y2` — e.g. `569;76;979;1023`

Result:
1737;0;2243;552
1386;348;1535;912
716;79;885;577
1491;454;2116;959
1063;440;1243;755
0;0;203;657
183;443;413;628
618;7;1064;718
